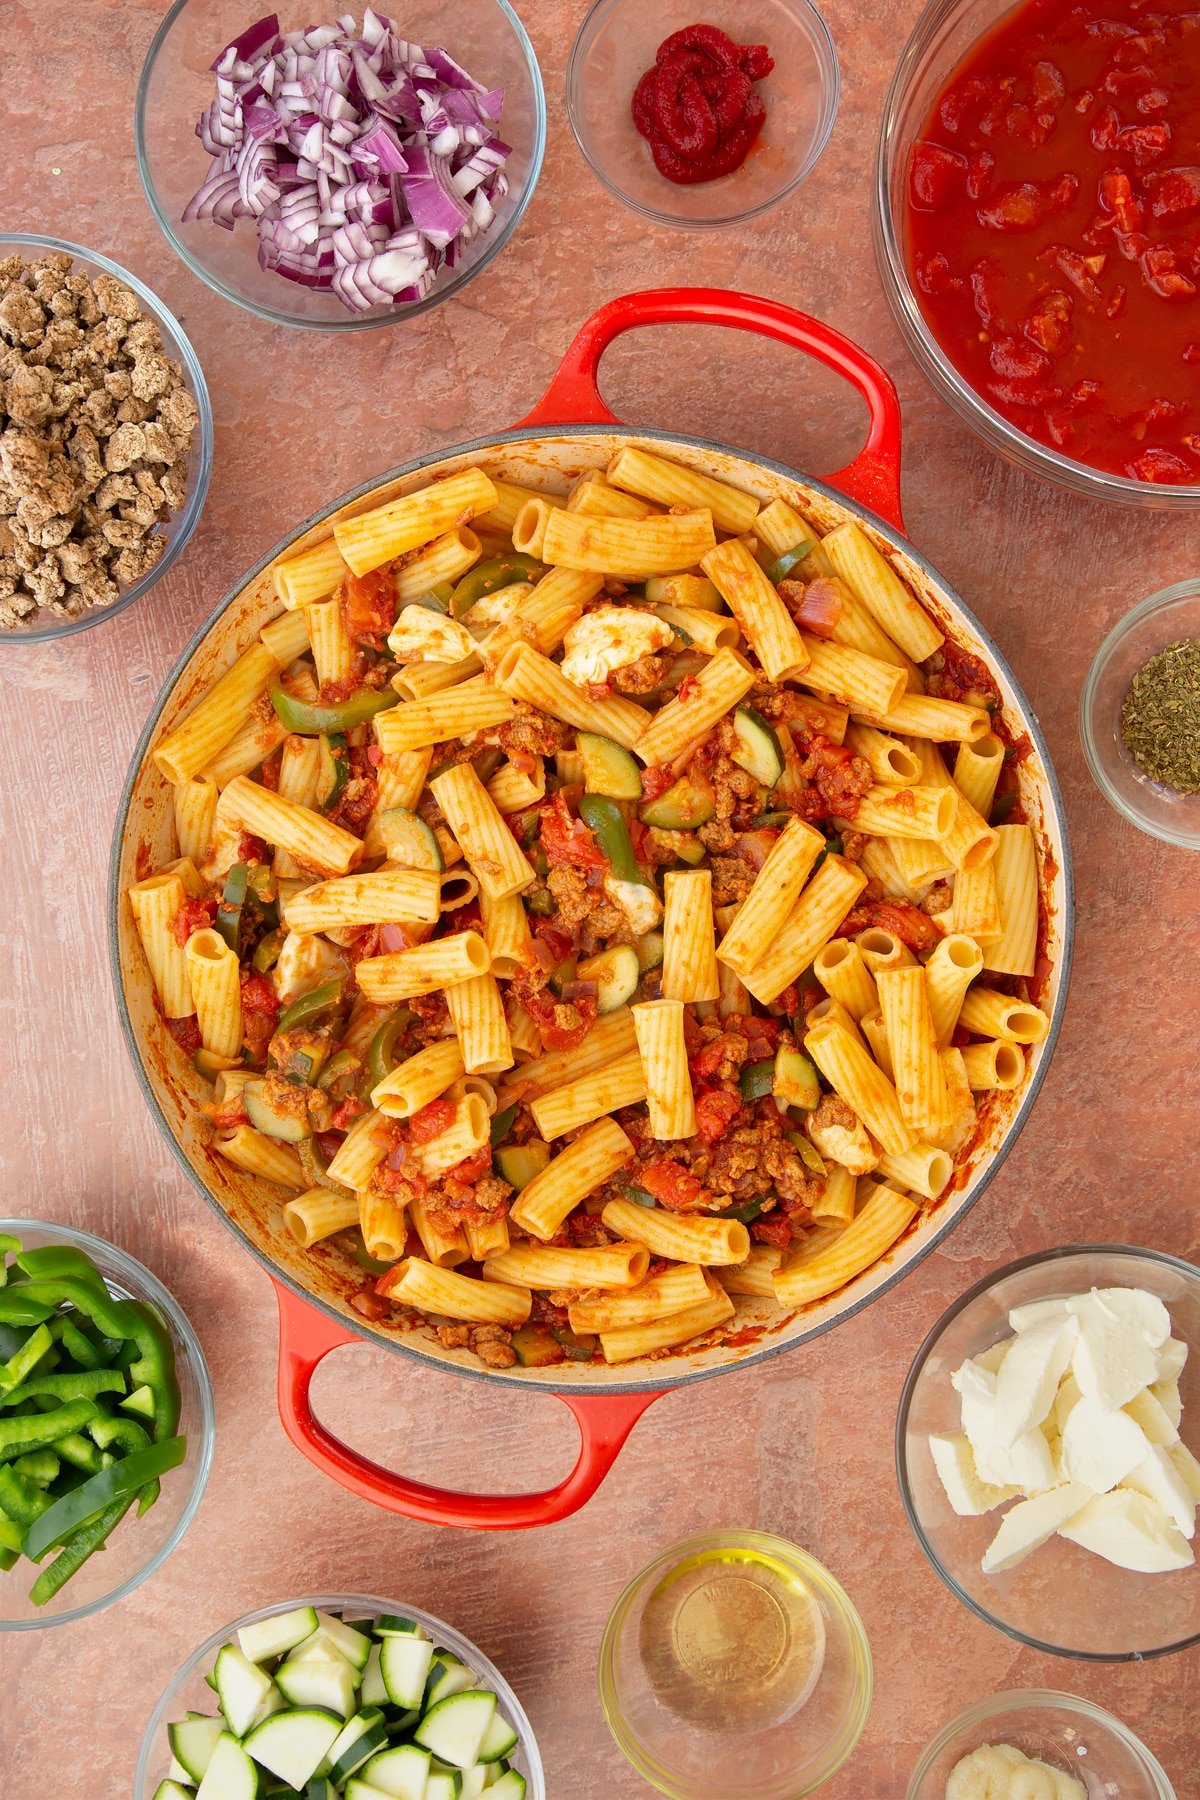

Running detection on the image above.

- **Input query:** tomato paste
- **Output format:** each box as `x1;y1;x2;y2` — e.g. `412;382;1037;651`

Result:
632;23;774;184
905;0;1200;483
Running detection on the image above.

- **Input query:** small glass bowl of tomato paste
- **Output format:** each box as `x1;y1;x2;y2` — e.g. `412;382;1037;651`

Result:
568;0;839;229
874;0;1200;509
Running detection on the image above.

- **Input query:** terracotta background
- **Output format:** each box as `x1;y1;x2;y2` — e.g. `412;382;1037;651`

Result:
2;0;1199;1794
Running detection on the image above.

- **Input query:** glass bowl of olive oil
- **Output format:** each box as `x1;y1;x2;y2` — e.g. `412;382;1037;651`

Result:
598;1530;872;1798
1081;580;1200;850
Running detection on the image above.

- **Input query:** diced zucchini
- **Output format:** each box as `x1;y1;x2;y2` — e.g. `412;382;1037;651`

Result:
486;1774;526;1800
275;1656;359;1719
309;1612;373;1671
729;707;784;787
360;1643;389;1709
415;1692;498;1772
238;1606;321;1665
739;1058;776;1102
153;1784;196;1800
774;1046;820;1111
243;1709;343;1791
316;733;348;812
461;1771;489;1800
360;1744;432;1800
306;1781;338;1800
379;1632;436;1710
327;1712;390;1785
196;1733;260;1800
375;809;444;872
242;1079;312;1144
344;1782;400;1800
634;931;664;973
215;1646;284;1738
577;733;643;799
373;1616;429;1639
510;1325;560;1368
494;1142;550;1193
425;1775;463;1800
577;944;639;1014
422;1656;476;1713
651;829;705;866
170;1716;225;1783
477;1713;519;1764
639;777;714;830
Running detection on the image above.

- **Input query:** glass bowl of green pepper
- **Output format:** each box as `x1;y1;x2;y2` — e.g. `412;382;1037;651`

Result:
0;1219;213;1630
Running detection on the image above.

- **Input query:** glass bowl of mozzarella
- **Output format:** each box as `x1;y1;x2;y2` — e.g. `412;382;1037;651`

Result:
907;1691;1178;1800
896;1246;1200;1660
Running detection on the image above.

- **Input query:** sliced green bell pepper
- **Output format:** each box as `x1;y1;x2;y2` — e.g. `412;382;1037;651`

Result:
489;1103;518;1147
30;1495;135;1607
276;976;346;1036
270;675;399;735
1;1368;126;1408
0;1323;54;1394
449;554;545;618
765;540;815;586
0;1399;98;1462
577;794;643;886
24;1436;186;1561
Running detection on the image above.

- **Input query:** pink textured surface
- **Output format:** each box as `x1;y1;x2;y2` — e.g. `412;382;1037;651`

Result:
1;1;1199;1795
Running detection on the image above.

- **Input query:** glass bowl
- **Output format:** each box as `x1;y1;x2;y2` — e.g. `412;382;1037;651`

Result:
872;0;1200;510
908;1690;1177;1799
599;1530;872;1798
135;1591;546;1797
897;1246;1200;1661
0;233;213;644
1080;582;1200;851
0;1218;214;1631
135;0;546;331
567;0;839;230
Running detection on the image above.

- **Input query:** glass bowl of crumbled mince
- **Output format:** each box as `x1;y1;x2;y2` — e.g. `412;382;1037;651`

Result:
1081;580;1200;850
0;234;213;642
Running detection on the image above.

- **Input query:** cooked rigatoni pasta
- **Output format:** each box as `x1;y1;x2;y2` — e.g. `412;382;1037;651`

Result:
446;973;513;1076
430;762;534;902
632;999;696;1140
700;538;808;681
172;775;218;867
129;873;194;1018
134;444;1048;1371
986;824;1039;977
184;928;242;1058
661;871;719;1003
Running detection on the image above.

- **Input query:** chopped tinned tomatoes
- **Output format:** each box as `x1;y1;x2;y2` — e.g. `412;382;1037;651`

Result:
638;1158;713;1212
343;567;396;644
410;1096;457;1143
694;1087;744;1145
835;899;944;954
170;896;218;946
518;980;598;1052
538;791;607;871
447;1146;492;1184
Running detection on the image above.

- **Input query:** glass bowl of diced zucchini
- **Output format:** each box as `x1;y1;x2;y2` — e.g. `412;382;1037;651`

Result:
135;1593;545;1799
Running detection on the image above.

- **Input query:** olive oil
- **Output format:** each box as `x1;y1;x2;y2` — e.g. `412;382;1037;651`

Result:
639;1546;827;1732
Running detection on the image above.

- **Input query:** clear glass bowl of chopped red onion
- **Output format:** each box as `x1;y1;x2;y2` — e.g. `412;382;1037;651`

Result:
135;3;545;329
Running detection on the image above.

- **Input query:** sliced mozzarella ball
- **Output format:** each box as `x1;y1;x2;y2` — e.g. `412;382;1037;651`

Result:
1070;1291;1159;1411
1009;1767;1057;1800
974;1337;1014;1376
560;607;672;688
1059;1488;1194;1573
1124;1385;1180;1448
602;875;663;935
1122;1446;1197;1539
928;1433;1018;1516
1150;1377;1183;1431
1067;1286;1170;1349
1157;1337;1189;1382
1168;1441;1200;1503
1052;1372;1083;1437
1007;1297;1071;1334
993;1314;1078;1449
982;1483;1095;1575
1060;1394;1150;1493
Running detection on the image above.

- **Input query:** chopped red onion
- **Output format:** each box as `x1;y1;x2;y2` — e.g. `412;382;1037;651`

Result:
184;10;511;313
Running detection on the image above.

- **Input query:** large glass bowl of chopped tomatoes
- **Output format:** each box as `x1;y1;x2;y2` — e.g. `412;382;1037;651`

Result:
874;0;1200;508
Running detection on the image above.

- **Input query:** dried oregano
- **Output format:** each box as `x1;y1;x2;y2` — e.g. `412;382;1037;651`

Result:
1120;638;1200;793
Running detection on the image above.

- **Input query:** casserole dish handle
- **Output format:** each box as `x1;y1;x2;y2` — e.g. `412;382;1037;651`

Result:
519;286;905;530
274;1280;661;1528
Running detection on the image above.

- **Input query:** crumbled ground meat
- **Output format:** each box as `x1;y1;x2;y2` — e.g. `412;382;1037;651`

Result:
546;865;636;945
841;830;869;862
922;881;954;916
638;1104;824;1224
497;702;568;759
709;854;758;907
811;1093;857;1133
698;817;737;853
611;650;667;695
0;252;199;626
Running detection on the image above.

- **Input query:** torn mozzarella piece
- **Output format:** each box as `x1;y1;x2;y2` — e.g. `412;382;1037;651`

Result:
1124;1384;1180;1448
974;1338;1013;1376
462;581;536;636
1158;1337;1189;1382
273;931;347;1005
602;875;663;935
559;606;672;688
386;604;475;663
1122;1446;1197;1539
946;1744;1085;1800
928;1434;1019;1516
1168;1441;1200;1503
1051;1372;1083;1437
1070;1291;1160;1411
982;1483;1095;1574
993;1314;1078;1449
1150;1377;1183;1431
1059;1489;1194;1573
1067;1286;1171;1348
952;1359;1055;1491
1007;1297;1071;1334
1060;1394;1150;1493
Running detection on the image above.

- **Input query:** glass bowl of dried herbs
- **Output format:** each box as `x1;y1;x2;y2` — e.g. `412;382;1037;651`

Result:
1082;580;1200;849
